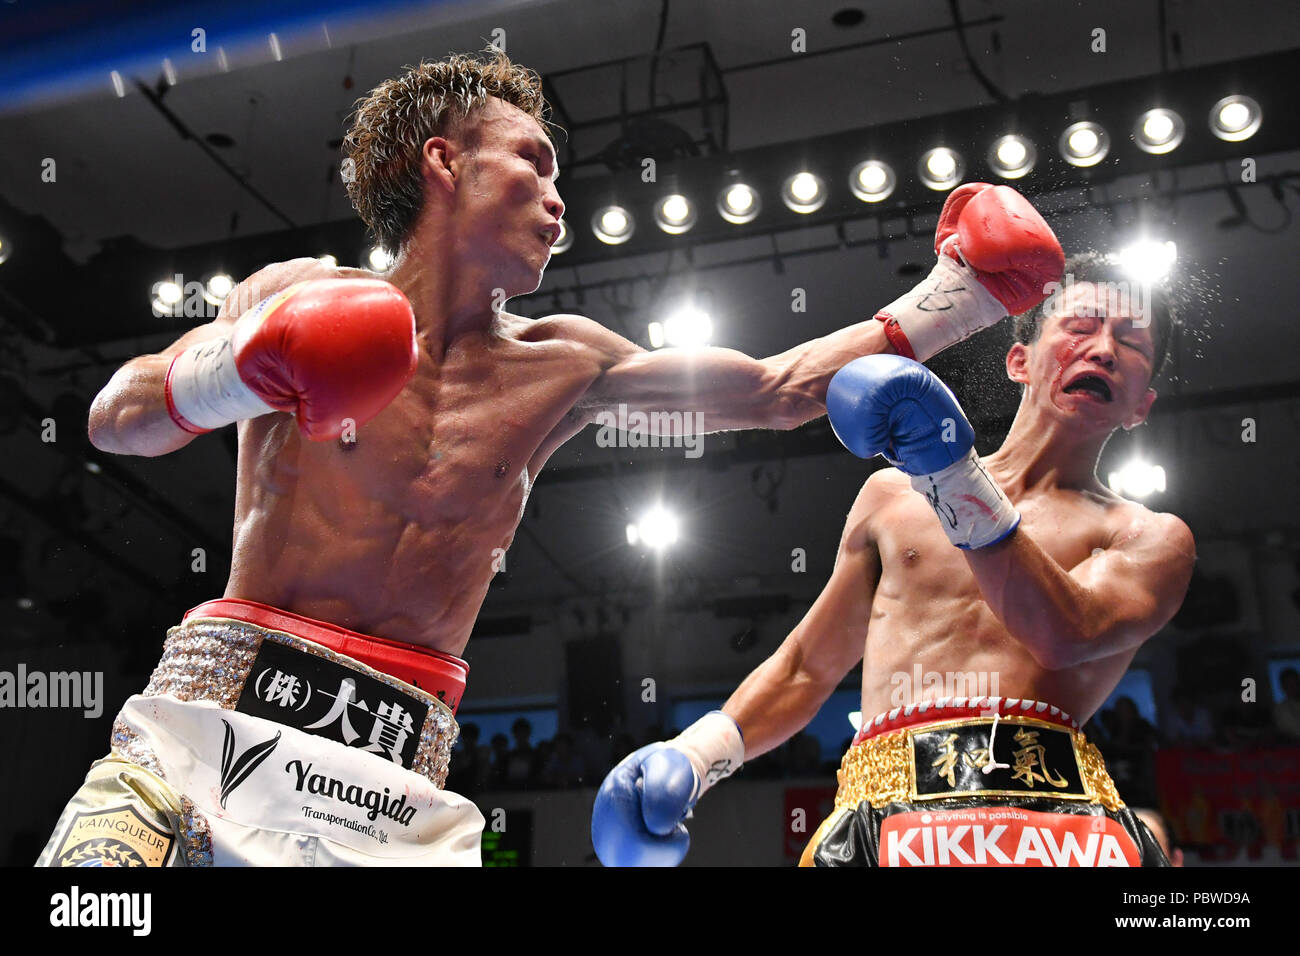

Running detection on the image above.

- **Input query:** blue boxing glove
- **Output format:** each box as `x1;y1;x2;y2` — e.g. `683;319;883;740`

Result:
591;744;696;867
592;711;744;867
826;352;974;471
827;354;1020;549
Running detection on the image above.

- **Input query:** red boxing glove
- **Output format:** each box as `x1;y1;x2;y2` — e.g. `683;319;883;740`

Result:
874;184;1064;362
934;182;1065;316
167;279;418;441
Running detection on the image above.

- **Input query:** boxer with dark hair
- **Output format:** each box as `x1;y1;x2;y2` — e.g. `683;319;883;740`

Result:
595;253;1194;867
1133;808;1184;866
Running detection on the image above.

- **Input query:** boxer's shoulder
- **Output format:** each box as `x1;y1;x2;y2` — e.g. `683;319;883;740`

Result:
252;255;340;286
505;311;635;367
860;465;912;498
1108;502;1195;556
853;467;926;528
513;311;612;342
846;467;913;540
223;257;342;315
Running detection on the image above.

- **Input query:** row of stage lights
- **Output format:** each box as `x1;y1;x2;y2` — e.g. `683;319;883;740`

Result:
149;91;1248;311
576;94;1262;249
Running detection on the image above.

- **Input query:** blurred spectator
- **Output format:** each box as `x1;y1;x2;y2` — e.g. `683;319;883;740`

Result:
542;733;586;788
574;724;610;782
446;722;487;795
505;717;536;787
745;747;785;779
488;732;511;788
1099;696;1159;806
1133;807;1184;867
533;739;554;781
1273;668;1300;741
1165;685;1215;746
1081;713;1110;751
787;731;822;776
1219;698;1273;748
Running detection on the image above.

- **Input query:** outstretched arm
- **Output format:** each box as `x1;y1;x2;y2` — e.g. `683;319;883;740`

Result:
564;311;895;433
567;183;1063;435
721;479;882;758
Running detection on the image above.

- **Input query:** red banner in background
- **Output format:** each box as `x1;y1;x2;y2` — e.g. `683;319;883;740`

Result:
1155;748;1300;861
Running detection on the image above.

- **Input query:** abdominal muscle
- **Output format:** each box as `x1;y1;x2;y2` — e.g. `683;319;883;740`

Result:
222;393;530;656
857;490;1139;728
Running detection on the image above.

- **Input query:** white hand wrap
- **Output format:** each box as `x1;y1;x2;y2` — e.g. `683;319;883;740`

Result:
875;251;1006;362
670;711;745;799
166;337;276;432
909;447;1021;549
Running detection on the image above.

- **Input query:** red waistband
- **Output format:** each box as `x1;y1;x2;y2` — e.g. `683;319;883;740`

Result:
184;598;468;714
853;696;1079;744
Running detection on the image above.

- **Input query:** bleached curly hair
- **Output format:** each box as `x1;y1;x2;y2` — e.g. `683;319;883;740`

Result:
342;47;551;250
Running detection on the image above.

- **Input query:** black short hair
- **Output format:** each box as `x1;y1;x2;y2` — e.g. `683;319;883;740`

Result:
1132;807;1177;851
1013;251;1176;380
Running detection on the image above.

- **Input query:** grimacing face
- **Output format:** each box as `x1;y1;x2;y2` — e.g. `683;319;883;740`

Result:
1008;281;1158;435
442;98;564;296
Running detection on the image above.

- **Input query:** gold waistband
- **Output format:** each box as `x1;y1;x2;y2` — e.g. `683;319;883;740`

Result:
834;715;1125;813
110;615;459;789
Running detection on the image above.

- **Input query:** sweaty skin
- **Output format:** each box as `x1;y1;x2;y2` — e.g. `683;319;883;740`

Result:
846;466;1183;721
722;282;1196;752
87;98;895;655
225;261;601;652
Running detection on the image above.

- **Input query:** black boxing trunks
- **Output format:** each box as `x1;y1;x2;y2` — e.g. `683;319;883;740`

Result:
37;599;483;867
801;697;1168;867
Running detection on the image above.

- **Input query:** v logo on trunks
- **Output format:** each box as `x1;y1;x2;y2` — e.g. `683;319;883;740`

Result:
218;720;281;808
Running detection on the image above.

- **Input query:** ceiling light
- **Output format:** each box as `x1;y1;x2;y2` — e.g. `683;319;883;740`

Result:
593;205;634;244
1209;94;1262;142
781;171;827;213
988;134;1036;179
717;182;761;225
1134;108;1185;154
654;194;697;234
918;147;964;190
849;160;895;202
1059;121;1110;167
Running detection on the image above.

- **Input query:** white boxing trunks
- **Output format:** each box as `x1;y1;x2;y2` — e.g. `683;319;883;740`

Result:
37;599;484;867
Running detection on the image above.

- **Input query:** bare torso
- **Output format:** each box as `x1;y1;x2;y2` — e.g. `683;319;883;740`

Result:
225;263;601;654
856;467;1145;725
